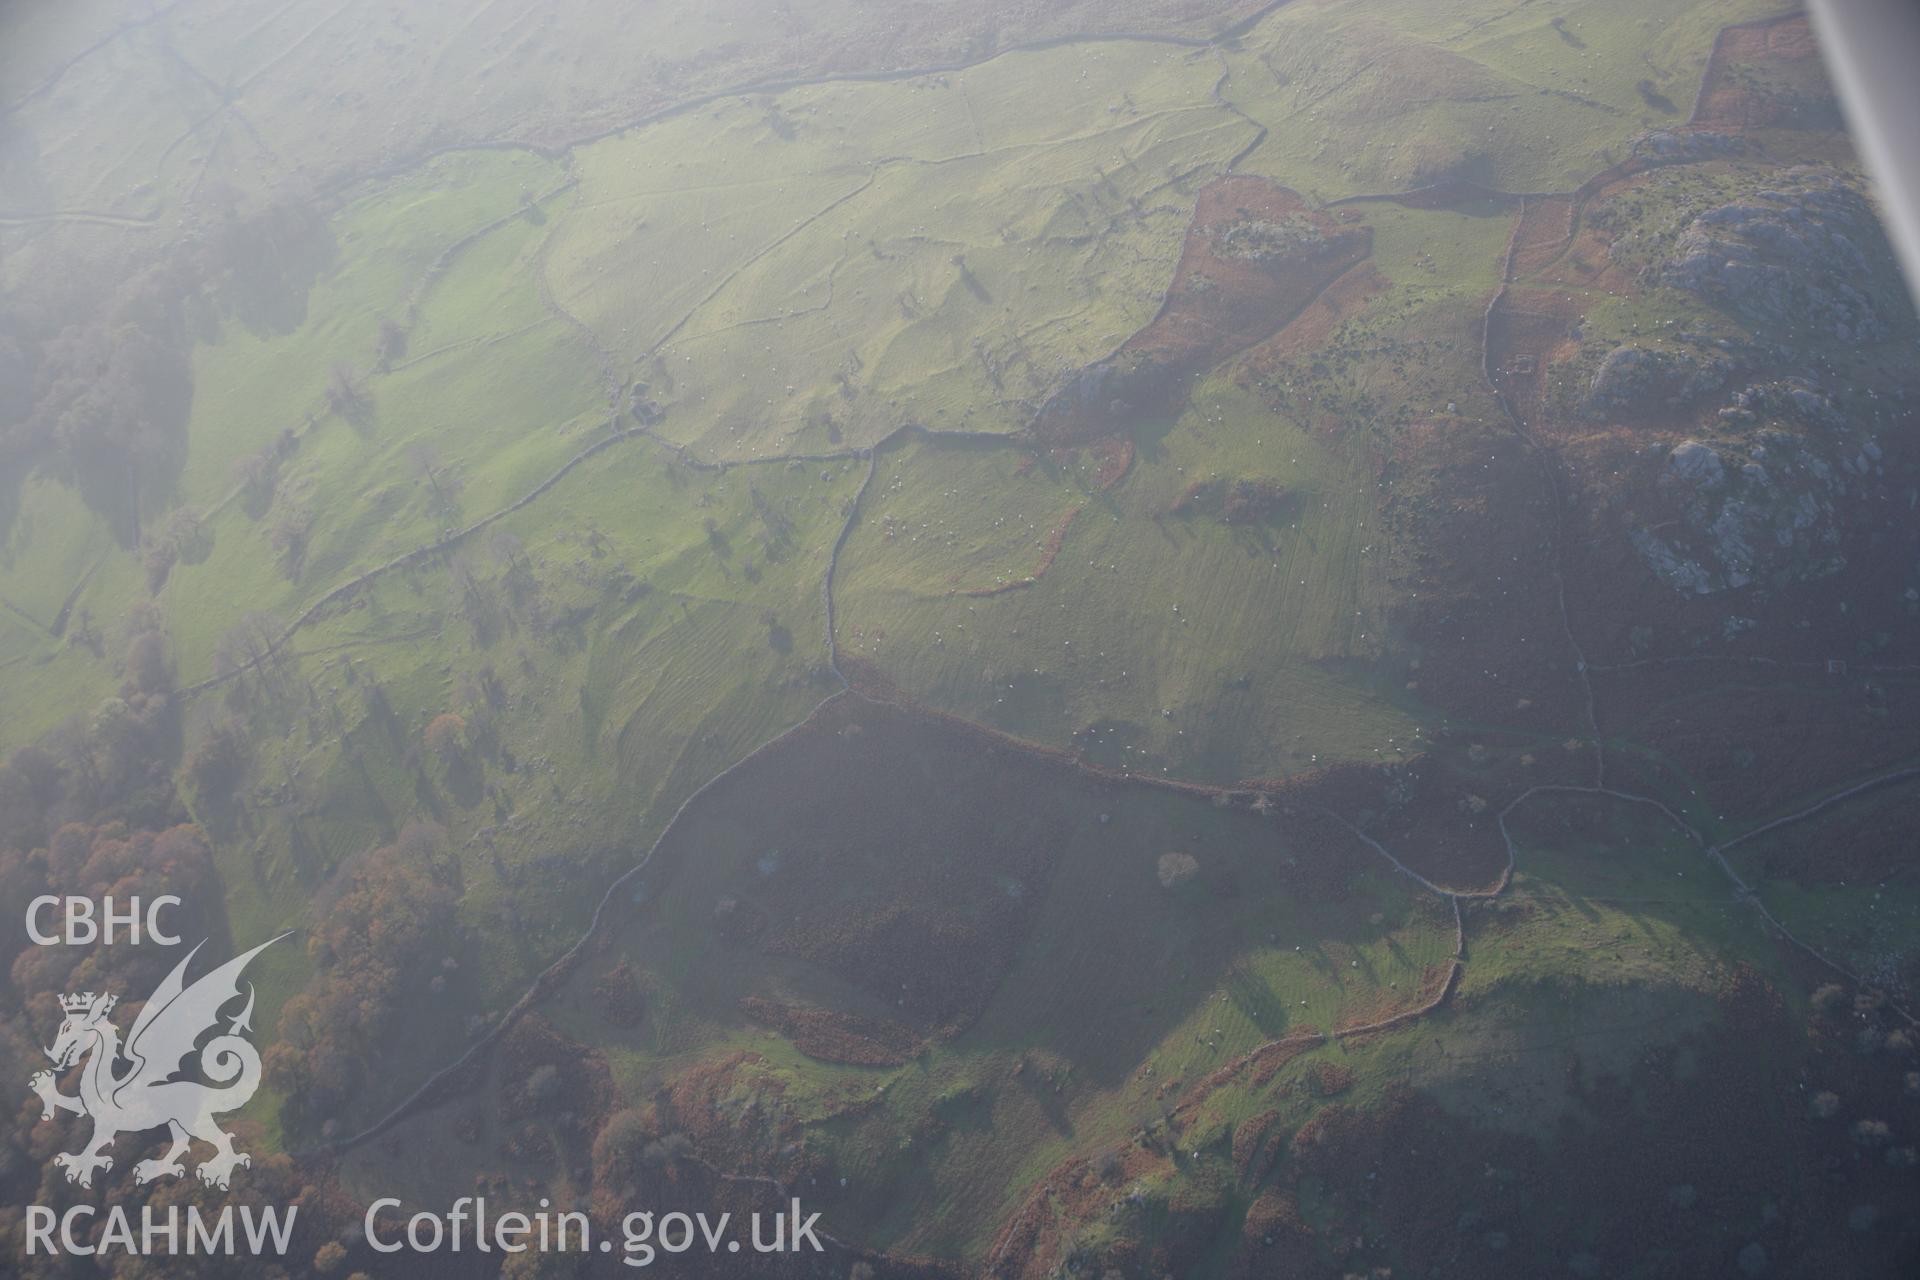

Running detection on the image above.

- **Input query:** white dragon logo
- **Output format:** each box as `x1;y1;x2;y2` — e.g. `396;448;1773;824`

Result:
29;935;285;1190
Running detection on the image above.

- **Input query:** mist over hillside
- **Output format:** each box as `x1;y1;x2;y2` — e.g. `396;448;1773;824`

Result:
3;3;1918;1277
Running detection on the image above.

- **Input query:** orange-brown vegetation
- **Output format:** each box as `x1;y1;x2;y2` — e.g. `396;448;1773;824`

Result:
1030;176;1371;447
950;505;1081;598
1237;262;1387;381
738;995;922;1066
1692;14;1839;132
267;840;459;1129
592;958;648;1028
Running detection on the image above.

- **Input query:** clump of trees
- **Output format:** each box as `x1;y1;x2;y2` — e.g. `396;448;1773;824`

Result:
6;264;197;546
0;598;355;1270
762;608;792;653
3;608;184;830
325;361;372;424
407;441;464;523
184;717;249;804
233;445;279;514
588;1108;700;1223
0;607;188;968
375;318;408;370
198;199;335;335
523;1063;562;1110
1157;850;1200;889
268;500;315;580
266;827;458;1131
1;199;335;558
209;612;278;700
140;503;213;590
2;821;219;1004
1851;1118;1892;1148
590;1108;657;1222
425;712;468;765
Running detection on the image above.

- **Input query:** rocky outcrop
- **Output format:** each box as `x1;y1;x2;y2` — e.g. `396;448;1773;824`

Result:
1628;129;1750;164
1629;424;1871;595
1659;170;1891;343
1714;378;1845;431
1585;344;1734;417
1666;438;1725;487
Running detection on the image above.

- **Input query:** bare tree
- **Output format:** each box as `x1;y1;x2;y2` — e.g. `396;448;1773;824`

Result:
489;530;526;568
268;502;314;580
213;612;288;705
325;361;371;423
375;318;408;369
407;441;464;521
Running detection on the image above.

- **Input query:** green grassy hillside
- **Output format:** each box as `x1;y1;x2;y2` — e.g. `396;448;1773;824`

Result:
18;1;1920;1277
